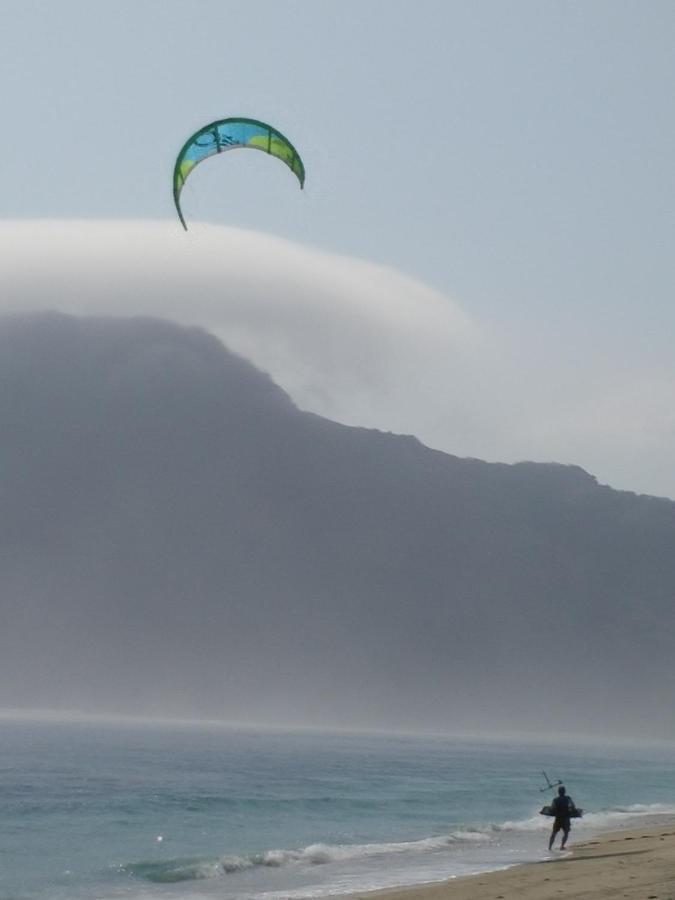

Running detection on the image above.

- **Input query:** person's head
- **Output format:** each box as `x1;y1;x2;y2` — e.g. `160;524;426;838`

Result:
558;785;566;796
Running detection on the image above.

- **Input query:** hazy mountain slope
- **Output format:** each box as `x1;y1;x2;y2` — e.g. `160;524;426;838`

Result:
1;312;673;737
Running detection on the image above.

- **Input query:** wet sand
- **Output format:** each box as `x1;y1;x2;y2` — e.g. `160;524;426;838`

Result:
355;824;675;900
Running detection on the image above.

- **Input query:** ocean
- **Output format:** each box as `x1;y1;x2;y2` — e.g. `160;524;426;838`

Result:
3;719;675;900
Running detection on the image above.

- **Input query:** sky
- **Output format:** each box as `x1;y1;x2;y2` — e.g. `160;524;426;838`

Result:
2;1;675;497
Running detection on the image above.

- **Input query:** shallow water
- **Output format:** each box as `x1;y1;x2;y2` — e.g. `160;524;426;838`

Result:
3;719;675;900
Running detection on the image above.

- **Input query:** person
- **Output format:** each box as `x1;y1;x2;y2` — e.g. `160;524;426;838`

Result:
548;785;576;850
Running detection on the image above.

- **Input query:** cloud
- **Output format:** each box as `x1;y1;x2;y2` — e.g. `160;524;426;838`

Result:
0;219;488;440
2;219;674;498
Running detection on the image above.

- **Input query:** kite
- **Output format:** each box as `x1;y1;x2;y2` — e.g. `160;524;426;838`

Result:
173;117;305;229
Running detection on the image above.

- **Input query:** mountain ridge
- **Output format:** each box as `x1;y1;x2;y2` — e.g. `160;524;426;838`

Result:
1;312;672;738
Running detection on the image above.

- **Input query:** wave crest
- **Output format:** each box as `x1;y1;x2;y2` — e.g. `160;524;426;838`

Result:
124;803;675;884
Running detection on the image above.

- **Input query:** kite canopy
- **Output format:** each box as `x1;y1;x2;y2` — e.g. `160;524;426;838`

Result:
173;117;305;229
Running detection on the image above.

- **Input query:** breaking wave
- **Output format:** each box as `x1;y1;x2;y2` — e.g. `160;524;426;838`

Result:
122;831;496;883
504;801;675;832
123;802;675;884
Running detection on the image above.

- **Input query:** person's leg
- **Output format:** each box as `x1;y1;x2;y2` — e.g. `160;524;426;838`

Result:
561;824;570;849
549;824;560;850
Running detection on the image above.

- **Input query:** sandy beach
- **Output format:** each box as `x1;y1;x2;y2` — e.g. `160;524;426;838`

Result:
356;824;675;900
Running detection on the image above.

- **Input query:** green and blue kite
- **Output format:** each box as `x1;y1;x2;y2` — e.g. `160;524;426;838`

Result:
173;117;305;229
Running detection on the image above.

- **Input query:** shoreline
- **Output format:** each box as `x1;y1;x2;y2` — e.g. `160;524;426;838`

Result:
351;821;675;900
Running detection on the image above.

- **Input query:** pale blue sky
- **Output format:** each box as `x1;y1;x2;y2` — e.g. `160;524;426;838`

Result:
2;1;675;495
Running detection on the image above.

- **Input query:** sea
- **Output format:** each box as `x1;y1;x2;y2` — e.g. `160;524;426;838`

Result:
3;718;675;900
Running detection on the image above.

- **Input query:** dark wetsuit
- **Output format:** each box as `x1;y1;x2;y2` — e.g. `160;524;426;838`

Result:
549;794;575;849
551;793;574;828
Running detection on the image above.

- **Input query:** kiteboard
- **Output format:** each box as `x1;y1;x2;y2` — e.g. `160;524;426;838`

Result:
540;805;583;818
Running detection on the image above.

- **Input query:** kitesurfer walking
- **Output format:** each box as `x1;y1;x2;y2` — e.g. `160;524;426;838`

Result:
548;785;576;850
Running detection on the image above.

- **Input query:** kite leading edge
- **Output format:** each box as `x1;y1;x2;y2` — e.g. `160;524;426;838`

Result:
173;117;305;230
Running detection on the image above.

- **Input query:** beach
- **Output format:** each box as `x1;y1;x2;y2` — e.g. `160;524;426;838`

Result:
358;824;675;900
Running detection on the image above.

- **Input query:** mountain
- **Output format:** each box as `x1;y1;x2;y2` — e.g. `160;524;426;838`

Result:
1;312;673;738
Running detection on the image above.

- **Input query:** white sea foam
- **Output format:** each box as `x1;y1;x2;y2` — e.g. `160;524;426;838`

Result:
575;802;675;830
202;802;675;881
260;831;498;865
506;802;675;833
218;834;472;875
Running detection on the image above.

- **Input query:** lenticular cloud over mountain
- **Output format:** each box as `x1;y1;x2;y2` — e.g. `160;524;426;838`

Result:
0;219;484;452
3;219;675;498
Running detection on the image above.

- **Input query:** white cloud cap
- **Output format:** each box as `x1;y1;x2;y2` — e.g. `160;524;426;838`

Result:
2;219;674;498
